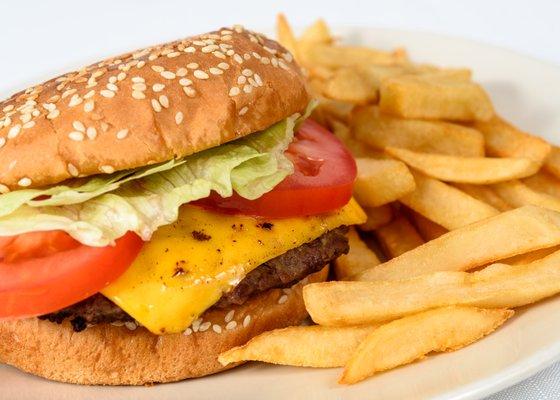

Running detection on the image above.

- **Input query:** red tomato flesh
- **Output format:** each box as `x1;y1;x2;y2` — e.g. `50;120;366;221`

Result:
194;119;357;218
0;231;143;319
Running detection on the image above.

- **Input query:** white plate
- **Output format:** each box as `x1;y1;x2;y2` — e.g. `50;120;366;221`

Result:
2;27;560;400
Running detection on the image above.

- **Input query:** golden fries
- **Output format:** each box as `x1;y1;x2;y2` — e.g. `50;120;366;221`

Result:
545;146;560;179
524;171;560;198
299;19;334;45
322;68;378;104
399;172;499;230
493;180;560;212
375;215;424;258
352;106;484;156
379;74;494;122
304;249;560;326
334;227;381;280
453;183;513;212
353;158;415;207
408;210;448;240
386;147;539;184
473;116;551;165
276;14;300;63
355;206;560;282
301;44;408;70
219;325;379;368
340;307;512;384
359;205;393;231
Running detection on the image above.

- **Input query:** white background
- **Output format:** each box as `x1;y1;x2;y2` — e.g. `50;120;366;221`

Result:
0;1;559;399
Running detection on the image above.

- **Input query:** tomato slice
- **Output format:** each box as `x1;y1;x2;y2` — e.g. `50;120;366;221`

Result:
0;231;143;319
195;119;357;218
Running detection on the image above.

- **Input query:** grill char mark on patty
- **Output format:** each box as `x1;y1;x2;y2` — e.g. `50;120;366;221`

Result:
40;227;349;332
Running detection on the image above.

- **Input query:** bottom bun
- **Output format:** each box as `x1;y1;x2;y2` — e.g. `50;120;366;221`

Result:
0;266;328;385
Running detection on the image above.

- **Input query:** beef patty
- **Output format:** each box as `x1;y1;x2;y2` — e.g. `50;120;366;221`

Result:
40;227;349;332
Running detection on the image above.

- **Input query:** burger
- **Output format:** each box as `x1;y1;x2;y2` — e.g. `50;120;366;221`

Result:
0;26;365;385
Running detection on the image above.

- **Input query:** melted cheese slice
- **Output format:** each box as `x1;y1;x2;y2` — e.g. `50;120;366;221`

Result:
102;199;366;334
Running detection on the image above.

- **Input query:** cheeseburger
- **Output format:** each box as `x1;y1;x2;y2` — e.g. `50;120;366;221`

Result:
0;26;365;385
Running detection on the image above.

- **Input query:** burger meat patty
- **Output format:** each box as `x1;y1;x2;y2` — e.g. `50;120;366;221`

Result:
40;227;349;332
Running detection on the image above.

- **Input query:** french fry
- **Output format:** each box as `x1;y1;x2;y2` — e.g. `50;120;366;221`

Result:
399;172;499;230
340;307;512;384
334;227;381;280
353;158;415;207
353;205;560;282
524;171;560;198
545;146;560;179
299;18;334;46
375;215;424;258
379;74;494;122
218;325;379;368
454;183;513;212
322;68;378;104
493;180;560;212
275;14;300;63
314;98;354;123
352;106;484;156
473;116;551;165
304;249;560;326
408;210;448;240
359;205;393;231
301;44;408;69
499;245;560;266
386;147;539;184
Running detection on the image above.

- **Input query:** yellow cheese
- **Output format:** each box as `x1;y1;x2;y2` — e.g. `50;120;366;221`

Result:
102;199;366;334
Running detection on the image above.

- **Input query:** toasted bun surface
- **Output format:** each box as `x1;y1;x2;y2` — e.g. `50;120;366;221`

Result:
0;27;309;191
0;267;327;385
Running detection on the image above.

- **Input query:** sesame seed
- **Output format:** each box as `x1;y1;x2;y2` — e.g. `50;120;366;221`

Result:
212;324;222;334
132;83;147;91
279;61;289;70
183;328;193;336
108;76;117;84
193;40;205;46
61;88;77;99
283;52;294;63
117;72;127;81
252;52;261;59
125;322;137;330
23;121;35;129
151;65;164;73
243;84;253;94
200;322;211;332
237;76;247;85
136;60;146;68
187;63;199;69
242;69;253;77
132;76;145;83
226;49;235;56
202;44;219;53
194;70;209;80
151;99;162;112
176;68;188;77
226;321;237;331
175;111;184;125
152;83;165;92
100;165;115;174
68;94;83;107
212;51;226;59
248;77;257;87
184;46;196;53
220;29;233;35
132;90;146;100
183;87;196;97
271;58;279;67
84;101;95;113
239;106;248;115
47;110;60;119
192;318;202;332
84;90;95;99
167;51;181;58
254;73;263;86
17;177;31;187
20;114;32;124
0;183;9;194
8;124;21;138
243;315;251;328
228;87;240;97
100;90;115;98
0;138;5;148
233;54;243;64
2;105;14;112
260;57;270;65
179;78;192;86
72;121;85;132
161;71;176;80
67;163;79;177
209;67;223;75
217;62;230;70
86;127;97;140
68;131;84;141
225;310;235;323
278;294;288;304
116;129;129;139
159;95;169;108
222;35;232;41
264;46;277;54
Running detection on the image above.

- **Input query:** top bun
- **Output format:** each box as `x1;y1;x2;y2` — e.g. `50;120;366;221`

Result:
0;26;309;191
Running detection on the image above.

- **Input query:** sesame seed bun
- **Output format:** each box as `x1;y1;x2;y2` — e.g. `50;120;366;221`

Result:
0;266;327;385
0;26;309;191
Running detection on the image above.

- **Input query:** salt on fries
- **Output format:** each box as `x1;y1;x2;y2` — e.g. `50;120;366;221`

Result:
220;15;560;385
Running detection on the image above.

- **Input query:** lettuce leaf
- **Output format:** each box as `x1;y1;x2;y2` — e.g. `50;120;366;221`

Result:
0;114;299;246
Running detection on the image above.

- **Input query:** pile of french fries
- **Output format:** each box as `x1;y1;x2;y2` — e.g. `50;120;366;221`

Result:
219;16;560;385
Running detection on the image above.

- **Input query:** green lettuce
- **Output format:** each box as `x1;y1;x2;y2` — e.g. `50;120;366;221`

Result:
0;113;301;247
